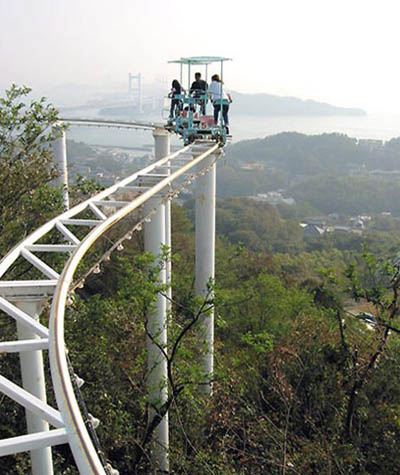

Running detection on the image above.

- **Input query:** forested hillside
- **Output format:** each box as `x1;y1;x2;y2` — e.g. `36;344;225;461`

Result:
226;133;400;173
230;92;366;116
3;88;400;474
219;133;400;216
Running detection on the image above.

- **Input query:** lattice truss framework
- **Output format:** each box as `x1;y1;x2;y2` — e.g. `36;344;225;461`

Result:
0;139;219;473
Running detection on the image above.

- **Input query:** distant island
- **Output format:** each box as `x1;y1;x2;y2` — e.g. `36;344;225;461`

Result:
98;91;366;119
45;80;367;119
230;91;366;117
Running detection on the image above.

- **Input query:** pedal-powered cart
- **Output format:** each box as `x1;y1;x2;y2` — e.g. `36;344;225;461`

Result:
166;56;232;145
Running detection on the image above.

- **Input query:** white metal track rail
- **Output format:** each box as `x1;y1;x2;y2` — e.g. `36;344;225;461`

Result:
61;118;162;131
0;140;219;474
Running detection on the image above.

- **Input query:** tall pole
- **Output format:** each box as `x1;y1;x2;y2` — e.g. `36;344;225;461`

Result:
15;299;54;475
138;73;143;113
153;129;171;309
194;143;216;395
144;127;170;473
53;127;70;211
144;199;168;473
128;73;132;99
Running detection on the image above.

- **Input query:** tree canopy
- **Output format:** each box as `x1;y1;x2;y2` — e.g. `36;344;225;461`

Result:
0;85;62;255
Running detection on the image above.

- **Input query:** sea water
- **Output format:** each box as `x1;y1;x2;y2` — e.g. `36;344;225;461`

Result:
230;113;400;143
65;110;400;148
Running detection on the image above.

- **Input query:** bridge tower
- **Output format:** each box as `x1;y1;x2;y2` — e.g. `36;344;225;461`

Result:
128;72;143;113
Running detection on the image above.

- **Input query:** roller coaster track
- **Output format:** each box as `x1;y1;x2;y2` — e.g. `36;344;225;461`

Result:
0;119;221;474
61;117;163;131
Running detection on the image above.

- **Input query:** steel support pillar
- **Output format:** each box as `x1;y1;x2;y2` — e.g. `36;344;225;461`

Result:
144;196;169;473
194;146;216;395
153;128;172;309
15;299;54;475
53;127;70;211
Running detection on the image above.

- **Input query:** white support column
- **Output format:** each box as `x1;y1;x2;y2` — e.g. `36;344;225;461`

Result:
153;128;172;310
15;299;54;475
165;200;172;312
144;196;169;474
53;127;70;211
194;145;216;395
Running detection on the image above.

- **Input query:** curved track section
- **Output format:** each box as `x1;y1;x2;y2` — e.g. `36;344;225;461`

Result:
0;140;219;474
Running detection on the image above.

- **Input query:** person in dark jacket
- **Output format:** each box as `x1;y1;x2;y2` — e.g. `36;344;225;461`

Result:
190;72;208;115
168;79;185;118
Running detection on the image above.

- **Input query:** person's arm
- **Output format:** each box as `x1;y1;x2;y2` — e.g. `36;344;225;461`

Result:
208;82;215;101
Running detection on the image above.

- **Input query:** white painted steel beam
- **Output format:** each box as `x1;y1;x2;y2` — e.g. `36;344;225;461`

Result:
0;280;58;291
144;198;169;473
88;202;107;220
60;219;102;227
15;298;54;475
157;164;183;169
194;144;217;395
56;222;81;245
21;249;60;280
117;185;151;191
0;429;68;457
25;244;77;253
0;376;64;428
153;130;172;312
62;117;159;131
0;281;58;298
15;299;55;475
138;173;169;178
94;200;131;208
0;338;49;353
147;127;171;472
0;297;49;337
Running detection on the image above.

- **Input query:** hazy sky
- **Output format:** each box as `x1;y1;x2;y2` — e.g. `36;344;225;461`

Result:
1;0;400;113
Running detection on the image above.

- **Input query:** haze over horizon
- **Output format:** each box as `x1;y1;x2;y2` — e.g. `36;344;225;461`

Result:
1;0;400;114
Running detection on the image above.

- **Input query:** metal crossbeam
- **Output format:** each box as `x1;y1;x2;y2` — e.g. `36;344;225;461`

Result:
94;200;131;208
88;202;107;220
0;297;49;337
117;185;151;191
25;245;77;253
0;338;49;353
56;222;80;245
0;376;64;428
0;429;68;456
0;281;58;298
137;173;169;178
60;219;102;227
21;249;60;280
62;118;159;131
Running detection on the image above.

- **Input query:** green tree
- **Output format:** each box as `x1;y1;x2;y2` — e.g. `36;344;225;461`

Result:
0;84;62;255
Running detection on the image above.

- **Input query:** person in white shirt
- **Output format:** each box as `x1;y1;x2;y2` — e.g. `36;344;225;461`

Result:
208;74;232;134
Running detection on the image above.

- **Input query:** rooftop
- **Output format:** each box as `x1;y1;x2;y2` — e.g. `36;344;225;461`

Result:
168;56;232;65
